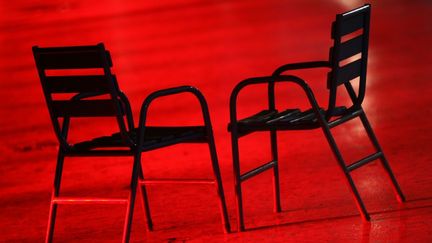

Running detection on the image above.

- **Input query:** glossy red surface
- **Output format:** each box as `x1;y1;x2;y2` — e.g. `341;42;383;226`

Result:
1;0;431;242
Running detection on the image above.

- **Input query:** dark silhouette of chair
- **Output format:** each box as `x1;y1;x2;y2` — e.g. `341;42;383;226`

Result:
229;4;405;231
33;43;230;242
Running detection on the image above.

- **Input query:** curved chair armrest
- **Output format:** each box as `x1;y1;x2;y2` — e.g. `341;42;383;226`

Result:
272;61;330;76
230;75;323;129
137;85;214;148
71;91;134;130
56;92;107;150
69;91;136;147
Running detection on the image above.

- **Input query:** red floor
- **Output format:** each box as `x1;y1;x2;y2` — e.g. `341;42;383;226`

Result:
1;0;432;242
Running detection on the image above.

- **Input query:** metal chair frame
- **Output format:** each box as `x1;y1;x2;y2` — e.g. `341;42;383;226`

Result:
229;4;405;231
33;43;230;242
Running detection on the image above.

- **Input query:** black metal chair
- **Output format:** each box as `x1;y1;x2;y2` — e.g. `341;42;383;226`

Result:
33;43;230;242
229;4;405;231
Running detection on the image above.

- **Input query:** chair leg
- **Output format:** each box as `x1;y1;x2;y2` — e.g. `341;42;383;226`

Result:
45;150;65;243
122;153;141;243
270;129;282;213
138;163;153;231
208;135;231;233
359;112;406;202
320;123;370;221
231;131;245;232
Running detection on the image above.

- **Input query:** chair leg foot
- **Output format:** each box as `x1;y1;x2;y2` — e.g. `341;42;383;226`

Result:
223;223;231;234
213;180;231;234
272;168;282;213
239;226;245;232
380;156;406;203
360;212;371;222
138;161;154;232
122;197;133;243
344;171;370;222
45;202;57;243
46;150;65;243
234;182;245;232
208;141;231;234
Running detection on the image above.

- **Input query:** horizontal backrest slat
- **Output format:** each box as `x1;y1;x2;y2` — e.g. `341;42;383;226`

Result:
338;35;363;61
45;75;112;93
339;12;365;36
37;50;111;69
35;45;101;52
335;59;362;86
51;100;121;117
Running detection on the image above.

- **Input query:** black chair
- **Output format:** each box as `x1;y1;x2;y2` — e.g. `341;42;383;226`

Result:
33;43;230;242
229;4;405;231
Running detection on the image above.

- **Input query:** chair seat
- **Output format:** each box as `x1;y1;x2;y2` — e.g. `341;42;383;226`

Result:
71;126;207;152
228;106;347;135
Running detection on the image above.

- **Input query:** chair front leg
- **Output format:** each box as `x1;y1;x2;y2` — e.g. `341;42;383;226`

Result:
193;86;231;233
45;149;65;243
270;129;282;213
138;164;153;231
229;75;322;230
122;152;141;243
137;85;231;233
230;128;245;232
207;131;231;233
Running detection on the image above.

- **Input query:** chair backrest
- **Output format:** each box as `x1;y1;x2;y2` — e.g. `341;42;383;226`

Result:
327;4;371;117
32;43;130;150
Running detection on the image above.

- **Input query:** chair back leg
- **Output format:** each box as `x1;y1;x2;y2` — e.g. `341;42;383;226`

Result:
317;108;405;221
319;118;371;221
359;113;406;202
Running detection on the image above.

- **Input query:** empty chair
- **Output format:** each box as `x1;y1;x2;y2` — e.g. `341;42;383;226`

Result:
33;43;230;242
229;4;405;231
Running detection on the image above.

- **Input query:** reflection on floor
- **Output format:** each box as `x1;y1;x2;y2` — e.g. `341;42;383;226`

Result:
0;0;431;242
